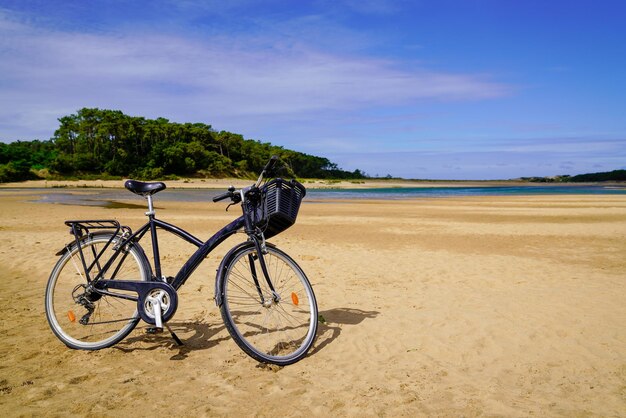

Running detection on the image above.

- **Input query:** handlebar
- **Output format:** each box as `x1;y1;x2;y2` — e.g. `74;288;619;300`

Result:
254;155;279;188
263;155;279;174
212;191;233;203
213;156;279;204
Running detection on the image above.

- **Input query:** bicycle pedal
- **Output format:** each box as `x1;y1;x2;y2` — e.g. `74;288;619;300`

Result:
146;327;163;334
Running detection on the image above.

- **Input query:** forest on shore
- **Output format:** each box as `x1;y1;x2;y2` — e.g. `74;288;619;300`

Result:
1;108;624;183
0;108;365;183
519;170;626;183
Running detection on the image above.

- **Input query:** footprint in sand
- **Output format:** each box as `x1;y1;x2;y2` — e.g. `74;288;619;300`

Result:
69;375;91;385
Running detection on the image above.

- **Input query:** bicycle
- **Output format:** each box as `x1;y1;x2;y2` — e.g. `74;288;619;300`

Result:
44;156;318;365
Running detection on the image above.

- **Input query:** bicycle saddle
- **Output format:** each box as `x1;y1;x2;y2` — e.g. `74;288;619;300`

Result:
124;180;167;196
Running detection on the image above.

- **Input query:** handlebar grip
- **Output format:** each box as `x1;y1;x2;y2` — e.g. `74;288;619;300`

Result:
263;155;279;173
212;191;232;202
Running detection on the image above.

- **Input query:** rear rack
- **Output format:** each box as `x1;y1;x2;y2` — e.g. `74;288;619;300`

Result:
65;220;122;237
64;220;132;283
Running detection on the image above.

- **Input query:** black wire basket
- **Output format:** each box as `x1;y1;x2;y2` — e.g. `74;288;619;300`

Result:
254;178;306;239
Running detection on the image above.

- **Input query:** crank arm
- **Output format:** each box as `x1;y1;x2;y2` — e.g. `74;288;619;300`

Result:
94;280;178;325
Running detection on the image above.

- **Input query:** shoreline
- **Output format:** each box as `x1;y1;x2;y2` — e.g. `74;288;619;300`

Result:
1;178;624;190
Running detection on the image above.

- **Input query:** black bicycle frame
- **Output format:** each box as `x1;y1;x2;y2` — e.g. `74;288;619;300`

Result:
82;186;274;310
124;214;246;290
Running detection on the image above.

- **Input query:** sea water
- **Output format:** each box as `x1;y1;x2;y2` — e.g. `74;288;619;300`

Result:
306;185;626;199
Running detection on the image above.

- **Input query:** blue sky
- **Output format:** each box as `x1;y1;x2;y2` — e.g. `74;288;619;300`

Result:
1;0;625;179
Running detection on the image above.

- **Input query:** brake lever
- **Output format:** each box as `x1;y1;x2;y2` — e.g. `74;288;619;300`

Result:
225;187;242;212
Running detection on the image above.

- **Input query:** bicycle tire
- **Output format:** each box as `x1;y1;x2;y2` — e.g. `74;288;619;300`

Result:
45;233;151;350
219;244;318;365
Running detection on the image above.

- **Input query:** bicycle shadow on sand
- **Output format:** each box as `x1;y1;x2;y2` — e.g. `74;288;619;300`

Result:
310;307;379;356
115;307;378;361
115;321;230;361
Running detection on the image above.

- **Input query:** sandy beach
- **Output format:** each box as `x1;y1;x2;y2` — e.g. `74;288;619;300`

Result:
0;189;625;417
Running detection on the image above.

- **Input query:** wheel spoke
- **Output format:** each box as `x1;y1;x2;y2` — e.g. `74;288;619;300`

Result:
45;234;147;350
221;246;317;365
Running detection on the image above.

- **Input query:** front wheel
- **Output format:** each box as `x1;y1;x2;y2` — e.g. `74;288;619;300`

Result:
219;245;318;365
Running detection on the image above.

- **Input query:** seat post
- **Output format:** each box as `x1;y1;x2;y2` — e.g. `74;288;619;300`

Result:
145;195;156;217
145;193;162;279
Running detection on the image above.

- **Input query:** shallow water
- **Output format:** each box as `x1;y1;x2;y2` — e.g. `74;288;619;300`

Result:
0;184;624;208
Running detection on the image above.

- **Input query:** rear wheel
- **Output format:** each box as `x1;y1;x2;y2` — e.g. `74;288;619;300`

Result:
45;234;150;350
219;245;318;365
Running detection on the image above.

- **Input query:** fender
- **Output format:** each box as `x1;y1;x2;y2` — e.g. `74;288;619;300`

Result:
214;240;277;307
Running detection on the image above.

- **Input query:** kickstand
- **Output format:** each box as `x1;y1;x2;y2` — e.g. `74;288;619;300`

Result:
145;324;183;346
165;324;184;346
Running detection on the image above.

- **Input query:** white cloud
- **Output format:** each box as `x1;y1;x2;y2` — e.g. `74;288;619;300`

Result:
0;8;509;140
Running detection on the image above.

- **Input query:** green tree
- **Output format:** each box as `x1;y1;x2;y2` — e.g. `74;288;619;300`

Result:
3;107;366;181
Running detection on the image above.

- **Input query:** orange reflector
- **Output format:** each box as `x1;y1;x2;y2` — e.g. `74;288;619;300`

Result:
67;310;76;323
291;292;299;306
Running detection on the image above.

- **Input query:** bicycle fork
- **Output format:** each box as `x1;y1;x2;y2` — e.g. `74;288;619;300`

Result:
249;237;280;306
